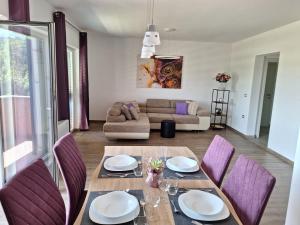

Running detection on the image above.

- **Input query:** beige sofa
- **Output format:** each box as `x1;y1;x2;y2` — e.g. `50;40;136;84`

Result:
103;99;210;139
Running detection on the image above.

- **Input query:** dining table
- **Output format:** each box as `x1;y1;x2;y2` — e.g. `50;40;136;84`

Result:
74;146;243;225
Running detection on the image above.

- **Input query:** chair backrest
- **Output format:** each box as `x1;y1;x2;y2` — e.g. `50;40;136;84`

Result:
0;159;66;225
201;135;235;187
222;155;276;225
53;133;86;225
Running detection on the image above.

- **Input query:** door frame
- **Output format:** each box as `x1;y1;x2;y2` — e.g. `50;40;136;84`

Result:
0;20;58;186
255;56;279;138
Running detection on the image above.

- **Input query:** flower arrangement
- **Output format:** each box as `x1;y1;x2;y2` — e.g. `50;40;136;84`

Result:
148;159;164;174
216;73;231;83
146;159;164;188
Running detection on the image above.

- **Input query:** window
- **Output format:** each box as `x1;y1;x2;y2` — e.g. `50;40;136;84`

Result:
67;47;79;131
0;23;55;184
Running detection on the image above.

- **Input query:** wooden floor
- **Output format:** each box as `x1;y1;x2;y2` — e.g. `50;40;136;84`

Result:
0;121;293;225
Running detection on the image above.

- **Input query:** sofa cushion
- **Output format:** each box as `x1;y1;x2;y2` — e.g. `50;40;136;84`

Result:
129;107;139;120
106;114;126;122
172;114;199;124
124;101;140;113
146;107;176;114
187;101;199;115
121;105;132;120
147;113;173;123
176;102;188;115
146;99;170;108
108;106;122;116
103;113;150;133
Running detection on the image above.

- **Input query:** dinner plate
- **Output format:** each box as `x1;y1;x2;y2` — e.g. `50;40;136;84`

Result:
89;191;140;224
178;191;230;221
92;191;139;218
104;155;138;171
89;202;140;224
180;190;224;216
166;156;199;172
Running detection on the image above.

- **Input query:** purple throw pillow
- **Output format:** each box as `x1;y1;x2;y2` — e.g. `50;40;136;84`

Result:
126;103;135;109
176;102;188;115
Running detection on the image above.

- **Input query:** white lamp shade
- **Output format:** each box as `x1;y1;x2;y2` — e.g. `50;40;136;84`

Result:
143;31;160;46
141;45;155;58
142;45;155;53
140;51;153;58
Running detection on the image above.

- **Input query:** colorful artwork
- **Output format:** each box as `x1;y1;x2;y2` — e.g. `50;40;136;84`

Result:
137;56;183;89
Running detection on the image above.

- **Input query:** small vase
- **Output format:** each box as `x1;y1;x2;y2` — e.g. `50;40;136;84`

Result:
218;82;227;90
145;170;162;188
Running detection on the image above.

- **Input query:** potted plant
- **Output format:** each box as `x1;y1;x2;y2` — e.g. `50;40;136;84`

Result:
145;159;164;188
215;73;231;90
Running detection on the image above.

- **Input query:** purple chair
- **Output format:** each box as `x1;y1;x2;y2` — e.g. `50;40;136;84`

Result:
53;133;86;225
201;135;235;187
0;159;66;225
222;155;276;225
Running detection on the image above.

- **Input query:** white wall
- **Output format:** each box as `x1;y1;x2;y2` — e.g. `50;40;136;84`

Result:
229;21;300;160
88;33;232;120
88;32;117;121
285;128;300;224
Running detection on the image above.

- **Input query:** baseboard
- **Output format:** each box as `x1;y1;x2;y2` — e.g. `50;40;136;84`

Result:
227;126;294;165
90;120;105;123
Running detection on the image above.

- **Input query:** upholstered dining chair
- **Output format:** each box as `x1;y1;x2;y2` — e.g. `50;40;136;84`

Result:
222;155;276;225
201;135;235;187
0;159;66;225
53;133;87;225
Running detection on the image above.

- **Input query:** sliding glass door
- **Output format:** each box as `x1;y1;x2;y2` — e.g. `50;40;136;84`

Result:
0;21;56;185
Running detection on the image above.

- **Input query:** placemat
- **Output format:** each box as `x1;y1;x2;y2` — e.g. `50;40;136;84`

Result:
168;188;239;225
80;190;145;225
98;156;142;178
162;157;208;180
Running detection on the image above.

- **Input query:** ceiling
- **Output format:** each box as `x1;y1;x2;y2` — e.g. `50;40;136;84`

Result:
47;0;300;42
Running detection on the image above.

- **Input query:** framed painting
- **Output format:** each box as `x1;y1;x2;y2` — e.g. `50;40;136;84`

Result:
137;56;183;89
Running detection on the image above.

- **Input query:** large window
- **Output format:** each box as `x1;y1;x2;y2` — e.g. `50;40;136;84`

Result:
67;46;79;131
0;22;55;184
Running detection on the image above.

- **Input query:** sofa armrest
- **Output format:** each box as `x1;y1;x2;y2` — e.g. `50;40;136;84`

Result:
197;108;210;117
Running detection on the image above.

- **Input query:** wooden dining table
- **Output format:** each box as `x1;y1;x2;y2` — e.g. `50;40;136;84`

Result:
74;146;243;225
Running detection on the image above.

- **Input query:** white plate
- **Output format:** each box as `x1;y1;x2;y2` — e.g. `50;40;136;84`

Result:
178;192;230;221
89;201;140;224
91;191;139;218
104;155;138;171
166;156;199;172
180;190;224;216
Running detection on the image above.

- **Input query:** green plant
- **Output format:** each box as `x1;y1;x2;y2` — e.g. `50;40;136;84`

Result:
148;159;164;173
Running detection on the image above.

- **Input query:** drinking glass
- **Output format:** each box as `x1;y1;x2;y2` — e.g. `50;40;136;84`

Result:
144;194;160;222
167;176;179;196
161;146;168;162
158;177;169;202
134;164;143;177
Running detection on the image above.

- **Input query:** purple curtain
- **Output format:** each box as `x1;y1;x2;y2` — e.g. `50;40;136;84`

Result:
53;11;70;121
79;32;89;130
9;0;30;22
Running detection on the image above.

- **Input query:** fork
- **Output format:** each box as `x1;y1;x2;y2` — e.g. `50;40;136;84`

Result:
170;200;179;214
106;172;134;178
175;172;202;179
178;188;213;193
